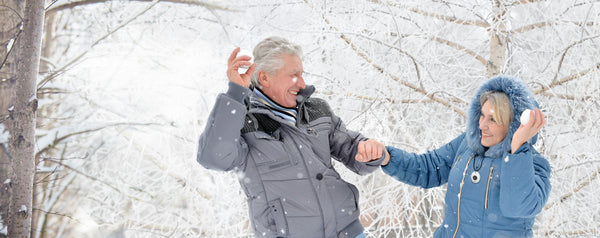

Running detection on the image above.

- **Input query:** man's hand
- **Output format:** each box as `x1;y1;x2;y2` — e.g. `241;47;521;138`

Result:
227;47;256;88
355;139;384;163
511;108;545;153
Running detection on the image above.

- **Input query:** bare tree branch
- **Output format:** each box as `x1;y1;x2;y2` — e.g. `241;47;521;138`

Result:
544;168;600;210
511;21;599;34
426;35;488;66
553;34;600;83
543;229;600;237
45;0;240;14
539;92;597;101
35;122;160;158
318;90;468;105
305;0;468;118
44;157;154;202
368;0;490;27
37;0;161;90
339;32;467;117
534;62;600;95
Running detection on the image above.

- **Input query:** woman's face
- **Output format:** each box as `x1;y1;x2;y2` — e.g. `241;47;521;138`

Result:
479;101;509;147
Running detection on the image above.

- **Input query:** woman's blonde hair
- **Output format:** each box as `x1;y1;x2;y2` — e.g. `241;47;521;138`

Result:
479;91;513;126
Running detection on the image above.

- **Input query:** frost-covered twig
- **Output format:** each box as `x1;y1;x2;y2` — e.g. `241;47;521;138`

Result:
553;34;600;83
303;0;466;117
534;62;600;95
335;32;467;117
368;0;489;27
539;92;597;102
544;168;600;210
44;157;153;202
511;21;599;34
38;0;161;90
45;0;240;14
35;122;159;158
318;90;467;105
425;35;487;66
542;228;599;237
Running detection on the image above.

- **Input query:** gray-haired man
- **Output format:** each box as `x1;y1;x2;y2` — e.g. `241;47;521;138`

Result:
197;36;384;238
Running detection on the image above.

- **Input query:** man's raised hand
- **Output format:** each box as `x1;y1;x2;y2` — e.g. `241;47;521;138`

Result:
227;47;256;88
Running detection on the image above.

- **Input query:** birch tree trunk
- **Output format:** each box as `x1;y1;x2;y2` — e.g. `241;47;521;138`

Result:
0;0;44;237
488;1;508;78
0;1;24;236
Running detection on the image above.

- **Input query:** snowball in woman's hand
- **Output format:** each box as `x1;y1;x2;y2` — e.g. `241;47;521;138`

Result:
520;109;533;125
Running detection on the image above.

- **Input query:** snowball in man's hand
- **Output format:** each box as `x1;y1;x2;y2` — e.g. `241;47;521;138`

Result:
238;49;253;74
520;109;533;125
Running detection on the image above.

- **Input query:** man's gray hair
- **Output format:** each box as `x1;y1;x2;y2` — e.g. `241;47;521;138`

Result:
251;36;303;88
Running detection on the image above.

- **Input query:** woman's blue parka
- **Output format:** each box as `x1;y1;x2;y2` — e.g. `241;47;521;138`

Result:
382;76;551;238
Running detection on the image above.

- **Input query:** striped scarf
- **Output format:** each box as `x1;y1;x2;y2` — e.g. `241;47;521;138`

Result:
253;88;298;125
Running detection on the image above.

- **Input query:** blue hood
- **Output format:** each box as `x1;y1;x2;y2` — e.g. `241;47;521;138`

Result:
466;75;539;158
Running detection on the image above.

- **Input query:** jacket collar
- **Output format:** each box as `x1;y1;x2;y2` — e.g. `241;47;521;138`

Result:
466;75;539;158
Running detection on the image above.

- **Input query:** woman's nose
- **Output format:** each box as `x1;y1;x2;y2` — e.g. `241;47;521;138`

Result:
479;120;487;130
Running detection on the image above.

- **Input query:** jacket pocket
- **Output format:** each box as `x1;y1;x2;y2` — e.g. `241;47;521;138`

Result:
268;198;289;236
249;197;289;236
485;166;494;209
250;131;294;170
328;180;360;224
306;119;331;136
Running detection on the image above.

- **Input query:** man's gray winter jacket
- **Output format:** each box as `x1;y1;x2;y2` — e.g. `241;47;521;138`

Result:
197;82;383;238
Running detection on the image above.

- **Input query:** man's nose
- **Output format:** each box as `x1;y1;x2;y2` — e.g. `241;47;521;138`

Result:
296;76;306;89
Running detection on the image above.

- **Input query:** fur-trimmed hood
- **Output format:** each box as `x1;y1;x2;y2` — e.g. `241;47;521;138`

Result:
466;75;539;158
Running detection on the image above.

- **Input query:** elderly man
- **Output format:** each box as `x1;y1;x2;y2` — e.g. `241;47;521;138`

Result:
197;36;384;238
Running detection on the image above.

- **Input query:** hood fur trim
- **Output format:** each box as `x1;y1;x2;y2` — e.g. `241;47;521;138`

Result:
466;75;539;157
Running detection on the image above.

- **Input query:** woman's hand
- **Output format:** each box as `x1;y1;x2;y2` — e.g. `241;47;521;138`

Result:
511;108;545;153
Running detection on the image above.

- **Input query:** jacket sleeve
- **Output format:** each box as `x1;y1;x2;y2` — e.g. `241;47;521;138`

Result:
328;109;383;175
196;82;250;171
499;143;551;218
382;133;466;189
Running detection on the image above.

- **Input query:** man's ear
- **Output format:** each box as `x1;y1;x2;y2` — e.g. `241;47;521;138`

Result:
258;71;270;88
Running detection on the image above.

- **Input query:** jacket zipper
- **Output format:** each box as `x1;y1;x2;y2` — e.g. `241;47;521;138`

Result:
451;155;462;170
485;166;494;209
452;155;475;238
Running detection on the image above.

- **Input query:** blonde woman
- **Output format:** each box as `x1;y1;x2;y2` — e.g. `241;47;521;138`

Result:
359;76;551;238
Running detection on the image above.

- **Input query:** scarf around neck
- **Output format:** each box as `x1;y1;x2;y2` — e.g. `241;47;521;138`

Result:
253;88;298;125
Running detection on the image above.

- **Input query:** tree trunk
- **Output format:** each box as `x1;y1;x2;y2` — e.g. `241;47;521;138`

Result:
0;1;25;236
0;0;44;237
488;1;507;78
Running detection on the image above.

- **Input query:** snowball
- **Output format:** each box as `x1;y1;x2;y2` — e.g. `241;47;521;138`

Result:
520;109;533;125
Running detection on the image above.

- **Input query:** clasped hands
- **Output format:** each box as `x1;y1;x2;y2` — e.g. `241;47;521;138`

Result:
356;139;390;165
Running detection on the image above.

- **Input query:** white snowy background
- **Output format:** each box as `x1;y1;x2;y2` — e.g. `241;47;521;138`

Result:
9;0;600;237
